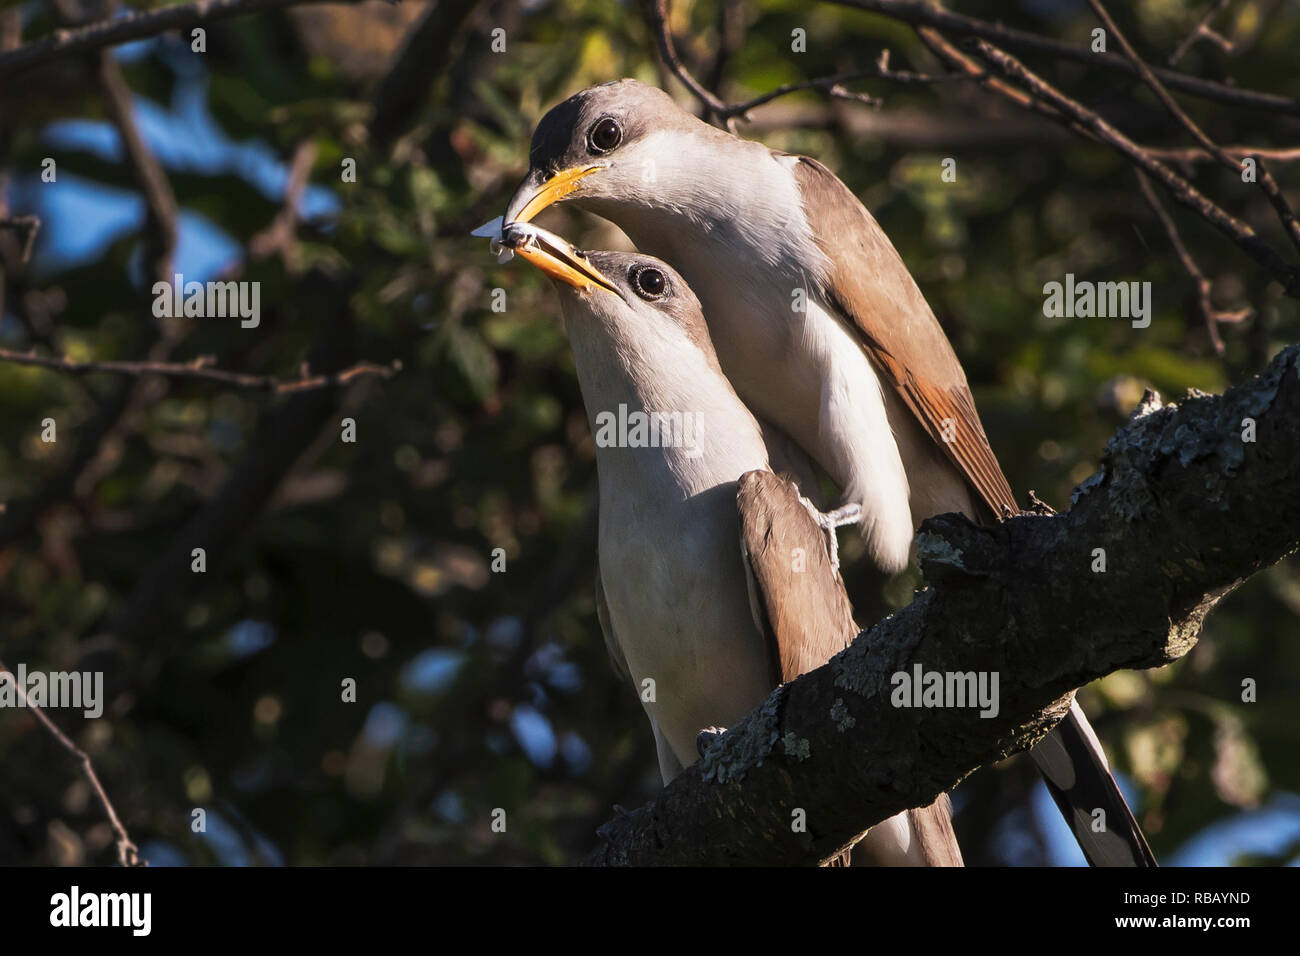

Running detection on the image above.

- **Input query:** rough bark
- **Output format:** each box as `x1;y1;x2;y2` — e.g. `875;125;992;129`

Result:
586;344;1300;866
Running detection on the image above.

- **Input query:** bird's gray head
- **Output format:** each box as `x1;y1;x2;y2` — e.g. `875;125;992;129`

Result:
503;79;716;225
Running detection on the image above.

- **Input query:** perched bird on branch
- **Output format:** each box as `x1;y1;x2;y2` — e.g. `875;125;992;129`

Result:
493;79;1155;866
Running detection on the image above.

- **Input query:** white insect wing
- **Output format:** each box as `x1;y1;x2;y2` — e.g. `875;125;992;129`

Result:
472;218;568;265
469;215;514;263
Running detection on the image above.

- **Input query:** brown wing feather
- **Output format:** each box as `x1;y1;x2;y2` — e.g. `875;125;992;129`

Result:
906;795;965;867
792;157;1018;519
738;470;965;867
736;470;856;685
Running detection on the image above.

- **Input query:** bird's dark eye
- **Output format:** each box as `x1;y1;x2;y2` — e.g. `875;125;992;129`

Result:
587;117;622;153
630;265;668;300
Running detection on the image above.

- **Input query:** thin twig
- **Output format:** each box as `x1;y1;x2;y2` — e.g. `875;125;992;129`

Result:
0;349;402;392
703;0;745;97
0;658;142;866
0;6;183;551
964;39;1300;298
916;28;1097;142
1136;171;1252;354
98;50;178;282
1087;0;1300;259
1169;0;1235;65
638;0;733;130
0;0;364;79
825;0;1300;116
0;216;40;263
718;52;970;119
368;0;485;149
248;139;317;266
1147;145;1300;164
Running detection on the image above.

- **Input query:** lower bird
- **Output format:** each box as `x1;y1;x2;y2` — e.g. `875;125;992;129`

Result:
502;221;961;865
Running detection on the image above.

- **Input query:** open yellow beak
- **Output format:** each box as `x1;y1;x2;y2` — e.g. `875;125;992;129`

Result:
503;222;617;294
506;165;604;224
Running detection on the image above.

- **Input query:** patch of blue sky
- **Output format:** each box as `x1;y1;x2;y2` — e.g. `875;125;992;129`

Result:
432;790;467;825
559;731;592;775
135;840;189;866
510;703;557;769
223;619;277;659
193;809;284;867
1033;775;1300;866
11;40;340;287
1167;793;1300;866
42;82;340;222
400;648;466;695
1032;771;1148;867
9;172;244;281
362;701;408;750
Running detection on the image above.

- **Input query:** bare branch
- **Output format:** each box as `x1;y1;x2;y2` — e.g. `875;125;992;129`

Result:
915;28;1094;140
97;50;178;283
0;658;143;867
824;0;1300;116
0;348;402;393
0;0;365;79
1136;171;1251;354
718;51;976;119
702;0;745;97
963;39;1300;298
0;215;40;263
638;0;733;130
1169;0;1235;65
368;0;485;150
1148;145;1300;165
248;139;318;266
1086;0;1300;260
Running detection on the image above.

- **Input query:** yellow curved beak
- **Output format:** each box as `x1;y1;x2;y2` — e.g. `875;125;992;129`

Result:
503;223;617;294
506;165;604;224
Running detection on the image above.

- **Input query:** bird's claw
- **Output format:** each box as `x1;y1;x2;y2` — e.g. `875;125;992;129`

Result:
798;498;863;575
696;725;727;757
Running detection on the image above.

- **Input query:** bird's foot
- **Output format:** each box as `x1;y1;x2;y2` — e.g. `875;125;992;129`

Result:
696;726;727;757
799;498;863;575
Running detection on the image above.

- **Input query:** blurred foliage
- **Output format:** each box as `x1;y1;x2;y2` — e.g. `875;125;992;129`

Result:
0;0;1297;866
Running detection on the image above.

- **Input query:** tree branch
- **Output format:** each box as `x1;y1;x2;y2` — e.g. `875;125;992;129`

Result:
588;345;1300;865
0;658;142;867
1169;0;1235;65
638;0;734;129
0;215;40;263
1135;171;1251;354
368;0;485;150
1086;0;1300;260
0;348;401;392
825;0;1300;116
0;0;365;79
962;39;1300;298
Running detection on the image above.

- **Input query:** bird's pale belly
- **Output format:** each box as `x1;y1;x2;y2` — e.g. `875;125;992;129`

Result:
677;268;917;569
598;501;774;771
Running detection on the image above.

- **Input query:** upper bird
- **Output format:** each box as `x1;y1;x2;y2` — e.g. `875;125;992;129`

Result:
497;78;1154;867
